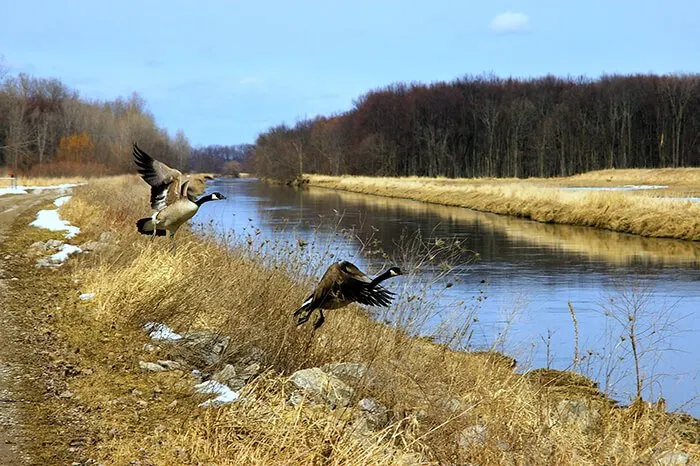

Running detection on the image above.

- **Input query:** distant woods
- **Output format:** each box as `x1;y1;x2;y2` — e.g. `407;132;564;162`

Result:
0;61;249;177
189;144;253;177
253;74;700;181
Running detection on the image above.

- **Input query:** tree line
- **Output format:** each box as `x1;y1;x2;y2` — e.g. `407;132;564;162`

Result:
189;144;253;176
0;59;191;177
252;73;700;181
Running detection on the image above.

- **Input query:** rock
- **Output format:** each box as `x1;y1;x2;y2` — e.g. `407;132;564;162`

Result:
288;390;313;407
80;241;107;252
99;231;115;243
321;362;372;384
178;331;230;366
143;344;156;352
441;397;465;413
289;367;354;408
139;361;165;372
157;360;183;370
458;424;488;449
553;399;601;434
358;397;389;429
655;451;689;465
214;362;261;390
213;364;244;390
45;239;64;250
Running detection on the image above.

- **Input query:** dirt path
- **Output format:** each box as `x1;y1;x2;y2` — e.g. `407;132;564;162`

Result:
0;190;67;465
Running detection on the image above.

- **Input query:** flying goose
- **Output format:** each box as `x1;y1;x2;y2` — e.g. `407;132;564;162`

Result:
294;260;403;329
133;143;226;251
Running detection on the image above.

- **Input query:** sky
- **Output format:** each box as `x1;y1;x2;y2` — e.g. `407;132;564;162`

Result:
1;0;698;146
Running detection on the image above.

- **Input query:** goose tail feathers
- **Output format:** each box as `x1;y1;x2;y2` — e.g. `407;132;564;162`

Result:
136;217;166;236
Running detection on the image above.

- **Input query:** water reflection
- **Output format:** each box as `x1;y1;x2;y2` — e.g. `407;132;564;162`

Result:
195;178;699;415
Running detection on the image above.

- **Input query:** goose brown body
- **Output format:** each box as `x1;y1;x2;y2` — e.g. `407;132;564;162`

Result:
133;143;225;248
294;261;402;329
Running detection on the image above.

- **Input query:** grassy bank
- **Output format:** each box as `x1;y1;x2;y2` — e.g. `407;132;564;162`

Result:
306;169;700;241
14;175;698;464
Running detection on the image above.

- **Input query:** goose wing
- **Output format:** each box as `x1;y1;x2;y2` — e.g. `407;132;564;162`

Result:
185;175;213;201
133;143;184;211
337;263;396;307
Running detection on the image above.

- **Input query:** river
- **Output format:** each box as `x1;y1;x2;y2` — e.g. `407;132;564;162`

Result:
195;177;700;416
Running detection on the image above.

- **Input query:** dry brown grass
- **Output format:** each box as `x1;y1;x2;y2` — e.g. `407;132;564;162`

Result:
306;170;700;241
45;175;700;464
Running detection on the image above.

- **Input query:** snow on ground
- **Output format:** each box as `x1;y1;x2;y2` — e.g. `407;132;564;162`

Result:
49;244;82;263
79;292;95;301
194;380;242;407
144;322;183;341
54;195;72;207
560;185;668;191
0;182;84;197
30;209;80;239
0;187;28;196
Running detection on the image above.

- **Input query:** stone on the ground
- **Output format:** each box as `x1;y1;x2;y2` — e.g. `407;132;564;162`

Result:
358;397;389;429
553;399;602;434
289;367;354;408
80;241;107;252
139;361;165;372
157;360;183;370
321;362;372;384
99;231;115;243
213;361;262;391
178;331;230;366
655;451;689;465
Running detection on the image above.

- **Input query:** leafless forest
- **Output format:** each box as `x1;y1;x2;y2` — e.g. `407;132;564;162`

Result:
254;74;700;181
0;67;247;176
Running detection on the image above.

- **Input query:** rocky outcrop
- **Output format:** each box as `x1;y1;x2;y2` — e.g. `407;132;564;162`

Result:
289;367;354;408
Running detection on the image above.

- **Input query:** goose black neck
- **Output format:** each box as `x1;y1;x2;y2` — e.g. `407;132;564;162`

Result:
195;194;215;206
371;269;394;286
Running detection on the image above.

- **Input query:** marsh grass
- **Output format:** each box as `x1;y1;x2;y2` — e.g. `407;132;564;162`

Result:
306;170;700;240
51;175;700;464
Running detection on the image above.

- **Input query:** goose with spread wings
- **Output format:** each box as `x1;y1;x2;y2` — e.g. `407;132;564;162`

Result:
294;260;402;329
133;143;225;251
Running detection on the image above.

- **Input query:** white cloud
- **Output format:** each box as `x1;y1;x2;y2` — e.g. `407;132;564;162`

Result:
490;11;530;34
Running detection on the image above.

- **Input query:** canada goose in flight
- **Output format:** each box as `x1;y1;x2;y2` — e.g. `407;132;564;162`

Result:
133;143;226;252
294;261;402;329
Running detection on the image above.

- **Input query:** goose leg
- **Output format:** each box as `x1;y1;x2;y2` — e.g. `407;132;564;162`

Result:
151;212;158;241
169;232;177;254
313;310;325;330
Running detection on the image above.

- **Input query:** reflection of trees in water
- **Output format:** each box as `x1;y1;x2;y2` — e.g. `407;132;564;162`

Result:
301;186;700;268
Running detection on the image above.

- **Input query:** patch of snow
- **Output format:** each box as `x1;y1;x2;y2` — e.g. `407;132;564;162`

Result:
0;187;28;196
194;380;241;407
0;182;85;197
29;209;80;239
561;185;668;192
79;292;95;301
144;322;183;341
49;244;82;263
54;195;72;207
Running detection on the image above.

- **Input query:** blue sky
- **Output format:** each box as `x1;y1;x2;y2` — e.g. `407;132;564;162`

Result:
1;0;698;145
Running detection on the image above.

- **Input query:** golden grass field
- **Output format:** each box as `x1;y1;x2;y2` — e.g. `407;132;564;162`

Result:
306;168;700;241
8;174;697;464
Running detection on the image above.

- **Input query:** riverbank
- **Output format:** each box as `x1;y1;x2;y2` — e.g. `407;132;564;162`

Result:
305;169;700;241
3;176;698;464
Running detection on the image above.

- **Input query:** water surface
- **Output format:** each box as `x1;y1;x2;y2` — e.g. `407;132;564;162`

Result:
196;178;700;415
